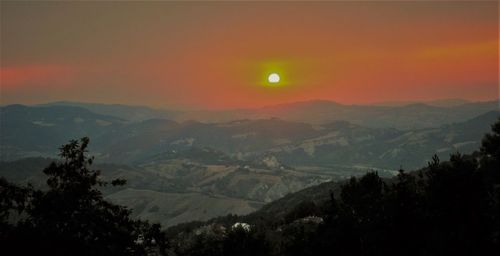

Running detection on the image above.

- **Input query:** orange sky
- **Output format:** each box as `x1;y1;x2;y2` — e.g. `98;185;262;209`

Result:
0;1;498;109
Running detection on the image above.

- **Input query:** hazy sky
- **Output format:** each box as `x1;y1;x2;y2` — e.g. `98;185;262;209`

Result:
1;1;498;109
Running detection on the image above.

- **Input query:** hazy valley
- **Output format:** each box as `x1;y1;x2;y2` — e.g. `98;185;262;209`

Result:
1;100;498;227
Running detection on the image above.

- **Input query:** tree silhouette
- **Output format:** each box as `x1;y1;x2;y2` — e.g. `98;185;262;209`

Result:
0;137;167;256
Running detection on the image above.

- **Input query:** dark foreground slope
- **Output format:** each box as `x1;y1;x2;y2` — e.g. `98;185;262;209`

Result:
0;138;168;256
165;119;500;256
1;119;499;256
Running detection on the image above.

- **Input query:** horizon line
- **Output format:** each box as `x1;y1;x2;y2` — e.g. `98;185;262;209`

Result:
1;97;499;112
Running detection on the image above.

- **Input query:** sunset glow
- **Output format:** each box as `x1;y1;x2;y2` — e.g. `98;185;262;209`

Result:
0;1;498;109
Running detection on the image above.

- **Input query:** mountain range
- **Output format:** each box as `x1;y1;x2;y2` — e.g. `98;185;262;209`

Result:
0;99;498;227
1;101;498;170
40;99;499;129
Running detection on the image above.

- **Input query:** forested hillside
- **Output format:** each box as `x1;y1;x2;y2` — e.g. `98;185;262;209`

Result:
164;119;500;256
1;119;499;255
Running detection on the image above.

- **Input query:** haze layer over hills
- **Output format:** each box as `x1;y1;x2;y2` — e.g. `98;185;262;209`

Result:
1;99;498;226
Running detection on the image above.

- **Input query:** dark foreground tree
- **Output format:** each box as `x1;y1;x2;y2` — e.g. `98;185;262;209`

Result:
306;119;500;256
0;137;167;256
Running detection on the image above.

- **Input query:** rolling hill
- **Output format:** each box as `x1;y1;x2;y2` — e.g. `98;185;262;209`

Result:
1;103;497;170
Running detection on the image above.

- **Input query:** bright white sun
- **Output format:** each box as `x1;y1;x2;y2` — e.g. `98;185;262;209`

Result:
268;73;280;84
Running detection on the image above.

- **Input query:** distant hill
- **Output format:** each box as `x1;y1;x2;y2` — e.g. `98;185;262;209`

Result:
40;101;180;122
1;104;498;170
87;110;500;170
175;99;499;129
372;98;471;107
30;99;500;130
269;110;500;169
0;104;124;160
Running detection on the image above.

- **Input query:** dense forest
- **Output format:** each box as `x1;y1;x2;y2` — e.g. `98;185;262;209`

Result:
1;119;499;256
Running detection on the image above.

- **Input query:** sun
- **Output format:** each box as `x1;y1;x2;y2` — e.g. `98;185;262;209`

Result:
268;73;280;84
